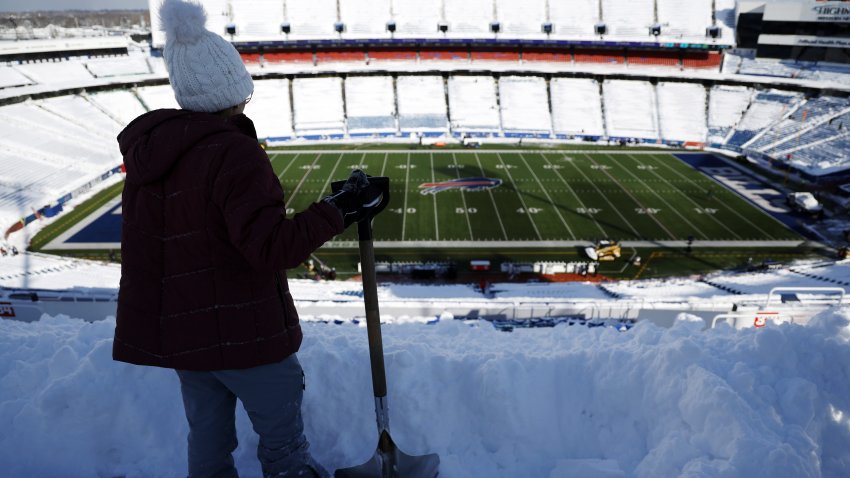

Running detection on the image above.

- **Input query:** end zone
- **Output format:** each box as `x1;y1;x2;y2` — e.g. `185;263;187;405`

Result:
41;197;122;251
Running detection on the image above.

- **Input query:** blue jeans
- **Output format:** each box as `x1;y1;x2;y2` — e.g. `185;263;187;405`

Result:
175;355;329;478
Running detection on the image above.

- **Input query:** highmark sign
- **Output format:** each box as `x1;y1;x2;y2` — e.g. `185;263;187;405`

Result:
765;0;850;23
813;2;850;21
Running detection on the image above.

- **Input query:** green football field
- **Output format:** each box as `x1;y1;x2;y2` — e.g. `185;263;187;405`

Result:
271;150;799;244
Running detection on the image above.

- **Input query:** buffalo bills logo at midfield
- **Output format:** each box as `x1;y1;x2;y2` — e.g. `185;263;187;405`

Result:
418;177;502;195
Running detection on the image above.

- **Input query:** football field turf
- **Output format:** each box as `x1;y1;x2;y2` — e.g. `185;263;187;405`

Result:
271;150;800;245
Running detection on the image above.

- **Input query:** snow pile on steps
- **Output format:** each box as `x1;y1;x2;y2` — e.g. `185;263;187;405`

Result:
1;309;849;477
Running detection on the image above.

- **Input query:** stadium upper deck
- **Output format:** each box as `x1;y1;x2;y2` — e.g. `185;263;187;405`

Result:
148;0;734;48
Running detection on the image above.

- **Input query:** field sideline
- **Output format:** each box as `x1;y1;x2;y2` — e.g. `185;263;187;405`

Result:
272;150;800;246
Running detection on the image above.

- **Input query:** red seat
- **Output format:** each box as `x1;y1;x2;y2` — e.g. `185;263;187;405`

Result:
315;50;366;63
523;51;569;63
628;51;680;67
368;50;417;61
240;53;261;63
574;49;624;64
683;51;722;69
471;51;520;62
420;50;469;61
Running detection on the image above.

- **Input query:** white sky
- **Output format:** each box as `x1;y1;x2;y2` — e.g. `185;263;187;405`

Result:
2;0;148;12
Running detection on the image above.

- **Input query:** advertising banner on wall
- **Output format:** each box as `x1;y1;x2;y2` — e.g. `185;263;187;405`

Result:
764;0;850;23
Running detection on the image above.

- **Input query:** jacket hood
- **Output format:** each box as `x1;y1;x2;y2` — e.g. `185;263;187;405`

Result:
118;109;239;185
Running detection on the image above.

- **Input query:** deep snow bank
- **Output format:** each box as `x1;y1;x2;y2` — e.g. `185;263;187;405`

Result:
1;310;850;477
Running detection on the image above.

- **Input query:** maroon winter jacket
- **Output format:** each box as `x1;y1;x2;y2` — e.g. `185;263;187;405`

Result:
113;109;343;370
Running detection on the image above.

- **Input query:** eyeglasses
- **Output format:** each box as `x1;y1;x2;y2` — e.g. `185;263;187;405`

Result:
244;92;253;105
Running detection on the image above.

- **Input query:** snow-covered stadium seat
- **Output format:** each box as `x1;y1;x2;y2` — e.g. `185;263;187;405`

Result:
344;76;397;134
749;96;850;153
0;101;117;170
392;0;442;38
601;0;653;38
447;76;500;133
39;95;122;140
84;56;150;78
714;0;737;42
0;66;35;89
339;0;391;39
603;80;659;140
0;152;90;225
232;0;285;39
444;0;494;38
135;85;179;111
291;77;345;136
87;90;148;127
247;79;294;140
727;90;803;149
657;0;712;40
657;82;708;143
708;85;752;145
396;76;448;133
499;76;551;134
551;78;604;137
286;0;338;39
550;0;599;38
496;0;546;39
14;61;93;85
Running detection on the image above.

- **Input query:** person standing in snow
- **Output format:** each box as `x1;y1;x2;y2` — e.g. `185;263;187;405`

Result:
112;1;379;477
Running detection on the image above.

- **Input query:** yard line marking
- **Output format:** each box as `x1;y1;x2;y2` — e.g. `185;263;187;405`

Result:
275;152;300;180
315;153;346;202
539;154;608;238
473;152;508;240
585;154;676;240
495;152;543;241
401;153;411;241
646;154;776;239
567;155;642;238
430;152;440;241
284;153;322;209
380;152;388;176
518;152;575;240
600;154;709;240
267;149;680;155
451;152;475;240
626;154;742;240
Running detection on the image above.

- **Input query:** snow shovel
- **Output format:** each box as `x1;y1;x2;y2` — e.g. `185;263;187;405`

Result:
331;176;440;478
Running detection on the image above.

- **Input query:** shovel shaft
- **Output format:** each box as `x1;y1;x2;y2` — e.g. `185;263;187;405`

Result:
358;226;388;399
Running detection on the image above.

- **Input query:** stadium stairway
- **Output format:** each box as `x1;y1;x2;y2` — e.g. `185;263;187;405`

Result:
788;266;850;287
596;284;623;299
698;277;744;295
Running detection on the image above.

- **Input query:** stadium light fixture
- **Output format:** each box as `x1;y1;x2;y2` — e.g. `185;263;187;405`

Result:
386;21;396;33
225;23;236;36
651;24;662;36
542;22;553;35
595;23;606;36
334;22;345;33
281;22;291;34
438;22;448;33
490;22;500;34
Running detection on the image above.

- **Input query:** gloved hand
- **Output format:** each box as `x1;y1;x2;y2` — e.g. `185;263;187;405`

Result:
323;170;384;227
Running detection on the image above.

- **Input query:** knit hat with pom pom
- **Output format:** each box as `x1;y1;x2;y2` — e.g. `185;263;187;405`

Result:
159;0;253;113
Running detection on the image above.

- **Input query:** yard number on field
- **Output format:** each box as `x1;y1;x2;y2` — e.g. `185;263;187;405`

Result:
517;207;543;214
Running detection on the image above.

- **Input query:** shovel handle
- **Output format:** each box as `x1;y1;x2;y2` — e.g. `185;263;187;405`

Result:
358;236;388;398
332;175;391;399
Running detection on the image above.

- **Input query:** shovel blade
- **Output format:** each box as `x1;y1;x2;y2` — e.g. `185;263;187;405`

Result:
335;432;439;478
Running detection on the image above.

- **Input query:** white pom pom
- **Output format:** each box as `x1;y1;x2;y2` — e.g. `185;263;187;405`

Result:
159;0;208;44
